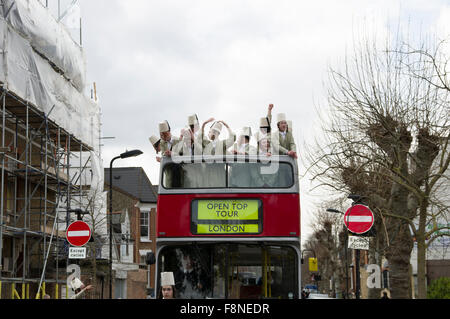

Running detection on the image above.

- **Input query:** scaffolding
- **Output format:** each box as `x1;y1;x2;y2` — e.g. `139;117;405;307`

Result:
0;0;104;299
0;85;95;299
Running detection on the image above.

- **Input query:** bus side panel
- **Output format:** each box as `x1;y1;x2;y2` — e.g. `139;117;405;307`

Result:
157;193;301;238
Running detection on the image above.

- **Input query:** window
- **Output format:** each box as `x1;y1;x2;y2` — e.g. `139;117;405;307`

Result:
115;279;127;299
140;210;149;238
228;162;293;188
163;162;226;189
162;162;294;189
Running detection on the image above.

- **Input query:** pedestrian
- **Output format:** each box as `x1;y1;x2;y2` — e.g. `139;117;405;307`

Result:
301;289;310;299
380;289;391;299
69;277;94;299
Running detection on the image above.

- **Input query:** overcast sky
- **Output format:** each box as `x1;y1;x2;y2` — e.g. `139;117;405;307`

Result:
70;0;449;241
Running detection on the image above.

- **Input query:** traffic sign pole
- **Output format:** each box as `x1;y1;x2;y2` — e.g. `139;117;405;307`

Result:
344;203;374;299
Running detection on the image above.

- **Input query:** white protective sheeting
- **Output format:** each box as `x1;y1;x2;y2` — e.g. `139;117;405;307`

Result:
0;15;100;151
1;0;86;92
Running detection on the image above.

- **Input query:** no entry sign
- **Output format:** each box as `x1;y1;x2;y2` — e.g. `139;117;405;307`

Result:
344;204;374;235
66;221;91;247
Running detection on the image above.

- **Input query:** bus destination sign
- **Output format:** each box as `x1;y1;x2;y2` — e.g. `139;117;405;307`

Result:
191;199;262;235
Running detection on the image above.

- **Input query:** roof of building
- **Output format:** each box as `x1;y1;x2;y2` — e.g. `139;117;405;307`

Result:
104;167;157;203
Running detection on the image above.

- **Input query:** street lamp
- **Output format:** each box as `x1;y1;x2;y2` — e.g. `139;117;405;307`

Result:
109;149;143;299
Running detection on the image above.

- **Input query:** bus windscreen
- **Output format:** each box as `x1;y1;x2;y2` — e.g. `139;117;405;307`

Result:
157;244;298;299
162;162;294;189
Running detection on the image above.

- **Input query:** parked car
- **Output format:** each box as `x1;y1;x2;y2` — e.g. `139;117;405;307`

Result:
308;293;334;299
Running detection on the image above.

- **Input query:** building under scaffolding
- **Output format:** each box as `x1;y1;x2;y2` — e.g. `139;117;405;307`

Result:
0;0;104;299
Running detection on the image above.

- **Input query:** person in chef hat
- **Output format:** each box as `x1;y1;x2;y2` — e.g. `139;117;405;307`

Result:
231;126;257;155
149;135;162;163
273;113;297;159
199;118;236;156
159;120;180;157
188;114;200;136
69;276;94;299
159;272;176;299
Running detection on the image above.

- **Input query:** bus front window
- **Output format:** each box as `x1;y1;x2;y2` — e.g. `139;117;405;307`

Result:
163;163;227;189
158;244;298;299
228;162;294;188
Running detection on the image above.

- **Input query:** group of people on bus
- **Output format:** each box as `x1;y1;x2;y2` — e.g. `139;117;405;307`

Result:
148;104;298;163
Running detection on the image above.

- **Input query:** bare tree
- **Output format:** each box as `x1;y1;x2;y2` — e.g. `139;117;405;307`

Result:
305;31;450;299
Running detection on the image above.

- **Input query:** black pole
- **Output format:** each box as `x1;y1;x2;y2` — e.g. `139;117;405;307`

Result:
108;150;142;299
349;195;362;299
345;231;349;299
109;156;120;299
355;249;361;299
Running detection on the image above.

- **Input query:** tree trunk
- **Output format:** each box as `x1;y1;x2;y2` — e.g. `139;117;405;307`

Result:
416;201;428;299
385;180;414;299
386;220;413;299
416;235;426;299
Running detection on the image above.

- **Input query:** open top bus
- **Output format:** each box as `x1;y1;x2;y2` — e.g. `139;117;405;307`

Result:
154;155;301;299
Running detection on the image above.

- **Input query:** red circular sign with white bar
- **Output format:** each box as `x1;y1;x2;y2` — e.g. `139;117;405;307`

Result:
344;204;374;235
66;221;91;247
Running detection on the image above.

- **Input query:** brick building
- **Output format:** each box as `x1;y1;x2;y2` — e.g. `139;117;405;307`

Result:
105;167;157;299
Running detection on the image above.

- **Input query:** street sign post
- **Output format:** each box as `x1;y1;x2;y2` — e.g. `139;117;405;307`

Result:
66;221;91;247
344;204;374;235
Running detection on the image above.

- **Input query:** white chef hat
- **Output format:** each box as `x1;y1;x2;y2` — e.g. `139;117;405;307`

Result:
239;126;252;138
149;135;160;146
188;114;199;126
161;272;175;286
69;277;84;291
276;113;287;123
159;121;170;133
210;121;223;133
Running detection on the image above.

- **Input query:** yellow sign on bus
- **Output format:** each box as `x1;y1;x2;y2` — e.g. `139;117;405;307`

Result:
197;224;260;234
197;199;259;221
192;199;262;235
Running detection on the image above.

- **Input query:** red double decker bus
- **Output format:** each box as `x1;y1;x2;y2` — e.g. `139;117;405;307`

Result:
154;155;301;299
